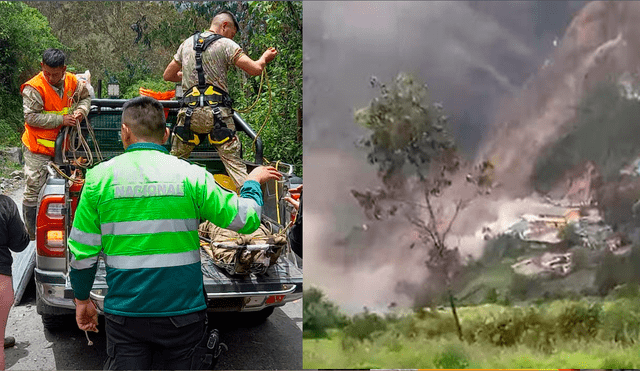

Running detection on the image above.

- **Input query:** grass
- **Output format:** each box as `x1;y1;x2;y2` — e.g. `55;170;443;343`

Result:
0;154;21;179
304;296;640;369
304;333;640;369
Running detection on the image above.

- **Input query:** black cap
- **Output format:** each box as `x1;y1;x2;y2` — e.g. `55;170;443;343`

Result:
216;10;239;32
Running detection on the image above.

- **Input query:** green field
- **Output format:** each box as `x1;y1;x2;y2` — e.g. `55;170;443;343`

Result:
304;295;640;369
304;335;640;369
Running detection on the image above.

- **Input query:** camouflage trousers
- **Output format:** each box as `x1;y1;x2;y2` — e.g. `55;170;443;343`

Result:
22;144;52;207
170;106;247;190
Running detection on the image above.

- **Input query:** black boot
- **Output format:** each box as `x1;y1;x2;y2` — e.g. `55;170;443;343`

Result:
4;336;15;348
22;204;36;241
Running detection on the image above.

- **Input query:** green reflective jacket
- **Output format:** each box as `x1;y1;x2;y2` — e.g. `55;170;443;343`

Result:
69;142;263;317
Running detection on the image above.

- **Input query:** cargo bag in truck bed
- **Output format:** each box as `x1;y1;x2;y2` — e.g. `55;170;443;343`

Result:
199;221;287;275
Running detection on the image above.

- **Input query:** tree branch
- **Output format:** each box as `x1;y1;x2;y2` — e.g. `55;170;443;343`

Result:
424;191;442;245
406;213;438;246
442;199;466;242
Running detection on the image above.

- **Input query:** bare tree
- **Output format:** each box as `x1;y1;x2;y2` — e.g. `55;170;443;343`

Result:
352;72;491;340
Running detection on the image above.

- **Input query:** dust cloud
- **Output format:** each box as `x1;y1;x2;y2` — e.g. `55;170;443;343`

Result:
304;1;587;313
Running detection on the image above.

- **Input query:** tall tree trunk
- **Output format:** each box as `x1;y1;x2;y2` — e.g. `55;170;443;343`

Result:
448;289;463;341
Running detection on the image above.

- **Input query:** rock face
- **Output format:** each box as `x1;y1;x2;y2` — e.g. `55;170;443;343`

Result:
479;1;640;198
0;147;23;165
0;147;24;196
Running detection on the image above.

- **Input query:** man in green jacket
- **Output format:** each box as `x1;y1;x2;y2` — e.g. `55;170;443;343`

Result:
68;96;281;370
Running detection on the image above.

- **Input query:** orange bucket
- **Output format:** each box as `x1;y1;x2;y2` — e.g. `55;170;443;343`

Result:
139;88;176;119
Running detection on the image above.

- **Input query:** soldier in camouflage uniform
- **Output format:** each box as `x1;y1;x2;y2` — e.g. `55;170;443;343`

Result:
164;10;278;190
21;49;91;239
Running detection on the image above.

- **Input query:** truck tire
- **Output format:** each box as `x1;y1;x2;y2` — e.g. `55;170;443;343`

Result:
36;287;74;331
41;313;72;331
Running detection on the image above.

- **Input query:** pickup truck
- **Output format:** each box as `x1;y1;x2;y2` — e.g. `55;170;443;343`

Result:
33;98;302;329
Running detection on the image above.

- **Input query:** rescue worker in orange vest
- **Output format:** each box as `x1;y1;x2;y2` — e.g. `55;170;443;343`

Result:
21;48;91;240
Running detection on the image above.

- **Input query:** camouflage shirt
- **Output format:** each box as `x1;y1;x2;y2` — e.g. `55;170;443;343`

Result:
173;31;245;93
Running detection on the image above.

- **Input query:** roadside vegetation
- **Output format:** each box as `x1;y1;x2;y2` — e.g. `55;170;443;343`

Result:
0;1;302;175
0;154;21;180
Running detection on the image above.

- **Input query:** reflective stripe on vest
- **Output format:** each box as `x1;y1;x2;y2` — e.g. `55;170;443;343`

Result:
101;218;199;236
105;250;200;269
70;255;99;270
70;227;102;247
36;139;55;148
42;107;70;115
226;197;261;231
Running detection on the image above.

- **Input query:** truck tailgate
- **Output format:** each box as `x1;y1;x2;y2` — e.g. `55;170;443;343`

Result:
200;250;302;311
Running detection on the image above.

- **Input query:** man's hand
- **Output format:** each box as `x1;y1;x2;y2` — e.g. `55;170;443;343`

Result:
284;184;302;211
62;114;78;127
72;110;84;122
284;196;299;211
75;298;99;333
263;47;278;64
289;184;302;195
245;166;282;185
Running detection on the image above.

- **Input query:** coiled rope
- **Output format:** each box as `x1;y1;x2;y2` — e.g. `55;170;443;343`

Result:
49;83;104;182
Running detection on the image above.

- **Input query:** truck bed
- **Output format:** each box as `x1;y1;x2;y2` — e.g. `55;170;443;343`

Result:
201;250;302;311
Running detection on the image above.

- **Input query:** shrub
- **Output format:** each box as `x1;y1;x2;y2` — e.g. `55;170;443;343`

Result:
122;76;176;99
343;311;387;341
594;251;622;296
0;2;62;147
406;315;458;340
340;334;359;351
556;301;601;340
519;309;557;353
470;313;523;347
500;294;511;306
463;306;556;351
600;356;635;369
303;287;349;338
600;298;640;344
373;330;404;352
484;287;498;304
433;344;470;369
0;119;21;146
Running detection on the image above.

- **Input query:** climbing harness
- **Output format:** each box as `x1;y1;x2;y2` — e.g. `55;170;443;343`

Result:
174;32;235;146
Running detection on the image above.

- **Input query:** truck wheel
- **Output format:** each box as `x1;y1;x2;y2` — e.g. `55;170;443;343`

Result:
36;287;74;331
41;313;71;331
244;307;275;325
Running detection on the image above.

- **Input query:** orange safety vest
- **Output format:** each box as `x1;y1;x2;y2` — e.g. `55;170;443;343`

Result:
21;72;78;157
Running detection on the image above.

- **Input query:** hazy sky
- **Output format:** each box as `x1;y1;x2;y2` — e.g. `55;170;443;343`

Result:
304;1;587;155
